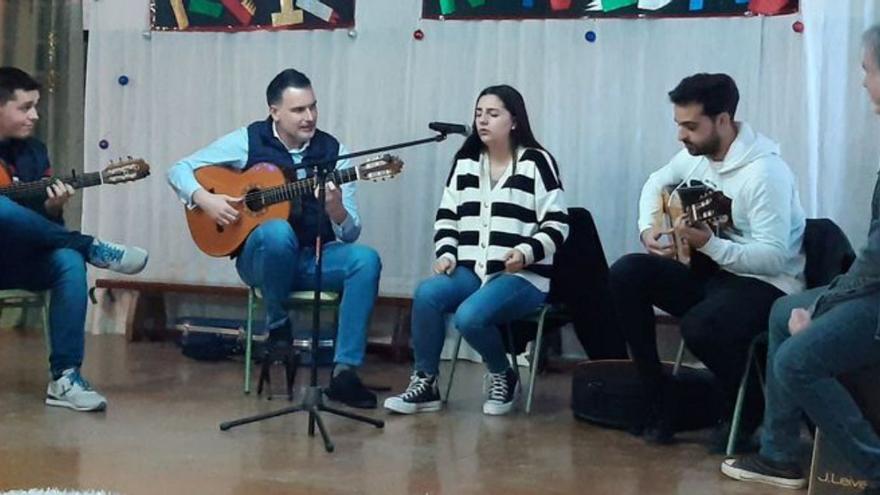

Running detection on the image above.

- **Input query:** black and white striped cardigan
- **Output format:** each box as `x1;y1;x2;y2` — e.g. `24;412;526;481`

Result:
434;146;569;292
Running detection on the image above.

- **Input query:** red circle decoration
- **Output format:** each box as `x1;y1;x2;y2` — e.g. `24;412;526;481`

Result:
793;21;804;33
414;29;425;41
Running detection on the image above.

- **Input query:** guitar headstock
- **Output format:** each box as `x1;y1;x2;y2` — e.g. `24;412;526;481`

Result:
690;189;732;227
356;154;403;182
102;157;151;184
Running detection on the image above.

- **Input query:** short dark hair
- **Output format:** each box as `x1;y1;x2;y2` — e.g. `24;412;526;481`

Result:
266;68;311;106
668;73;739;119
0;67;40;105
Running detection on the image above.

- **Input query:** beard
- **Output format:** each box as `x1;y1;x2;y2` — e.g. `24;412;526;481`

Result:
683;131;721;157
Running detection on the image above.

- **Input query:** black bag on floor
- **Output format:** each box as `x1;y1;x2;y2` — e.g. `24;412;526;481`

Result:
571;359;724;432
176;317;246;361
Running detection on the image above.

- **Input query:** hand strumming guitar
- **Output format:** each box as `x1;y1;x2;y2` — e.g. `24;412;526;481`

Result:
672;213;713;249
640;226;676;258
44;179;75;218
193;188;242;226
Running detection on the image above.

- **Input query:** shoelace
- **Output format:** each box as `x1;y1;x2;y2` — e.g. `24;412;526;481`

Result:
95;243;124;264
487;372;509;401
401;374;433;400
66;370;93;391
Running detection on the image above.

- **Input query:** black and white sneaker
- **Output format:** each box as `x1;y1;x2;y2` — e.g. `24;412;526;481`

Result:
721;455;807;489
482;367;520;416
384;371;441;414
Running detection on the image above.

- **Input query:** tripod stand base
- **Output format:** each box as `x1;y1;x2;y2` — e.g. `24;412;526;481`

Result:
219;386;384;453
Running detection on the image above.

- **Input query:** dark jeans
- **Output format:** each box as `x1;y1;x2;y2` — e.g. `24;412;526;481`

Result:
609;253;784;430
0;197;95;376
761;287;880;483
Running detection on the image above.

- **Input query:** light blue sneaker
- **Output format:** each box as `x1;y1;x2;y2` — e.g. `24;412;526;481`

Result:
46;369;107;412
88;239;148;274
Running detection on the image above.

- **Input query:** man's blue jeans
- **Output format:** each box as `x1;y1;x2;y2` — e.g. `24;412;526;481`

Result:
0;197;94;377
760;286;880;483
235;219;381;367
410;266;546;375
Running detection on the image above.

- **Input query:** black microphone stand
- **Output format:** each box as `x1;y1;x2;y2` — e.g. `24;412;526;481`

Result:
219;131;453;453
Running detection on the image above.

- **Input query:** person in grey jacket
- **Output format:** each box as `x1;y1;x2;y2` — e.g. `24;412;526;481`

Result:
721;25;880;492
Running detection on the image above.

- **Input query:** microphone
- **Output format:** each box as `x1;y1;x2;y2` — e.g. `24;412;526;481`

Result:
429;122;472;136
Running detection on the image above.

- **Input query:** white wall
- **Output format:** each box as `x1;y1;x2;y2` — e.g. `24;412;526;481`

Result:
81;0;880;332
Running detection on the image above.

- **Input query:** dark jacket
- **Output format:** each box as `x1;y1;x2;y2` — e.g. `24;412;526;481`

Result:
0;136;62;223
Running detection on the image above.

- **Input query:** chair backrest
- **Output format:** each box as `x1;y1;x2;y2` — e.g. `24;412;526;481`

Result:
802;218;856;289
547;207;609;302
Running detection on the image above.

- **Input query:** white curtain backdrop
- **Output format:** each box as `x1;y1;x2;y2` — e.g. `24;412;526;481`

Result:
80;0;880;336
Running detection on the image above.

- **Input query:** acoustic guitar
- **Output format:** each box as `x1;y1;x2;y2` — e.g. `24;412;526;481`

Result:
0;157;151;200
656;184;732;266
185;154;403;257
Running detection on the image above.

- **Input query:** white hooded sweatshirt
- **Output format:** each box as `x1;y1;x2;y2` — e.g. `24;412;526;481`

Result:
637;122;806;295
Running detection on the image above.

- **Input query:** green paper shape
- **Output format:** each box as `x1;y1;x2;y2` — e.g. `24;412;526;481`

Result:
189;0;224;18
602;0;637;11
439;0;456;15
467;0;486;6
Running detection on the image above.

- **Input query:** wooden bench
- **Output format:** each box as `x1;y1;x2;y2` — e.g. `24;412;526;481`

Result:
90;279;413;362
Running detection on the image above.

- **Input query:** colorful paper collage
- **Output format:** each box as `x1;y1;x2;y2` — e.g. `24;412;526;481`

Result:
151;0;354;32
421;0;797;19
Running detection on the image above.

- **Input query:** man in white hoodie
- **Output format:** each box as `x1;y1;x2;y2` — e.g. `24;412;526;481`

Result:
609;73;806;448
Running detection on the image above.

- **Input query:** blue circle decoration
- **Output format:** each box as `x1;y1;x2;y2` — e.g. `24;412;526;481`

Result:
118;75;130;86
585;31;597;43
98;139;109;150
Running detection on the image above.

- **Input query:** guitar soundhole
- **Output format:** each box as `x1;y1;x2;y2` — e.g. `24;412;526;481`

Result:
216;224;224;233
244;188;265;213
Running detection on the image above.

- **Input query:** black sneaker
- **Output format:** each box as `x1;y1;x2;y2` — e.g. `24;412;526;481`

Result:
482;367;519;415
721;454;807;489
324;369;377;409
383;371;442;414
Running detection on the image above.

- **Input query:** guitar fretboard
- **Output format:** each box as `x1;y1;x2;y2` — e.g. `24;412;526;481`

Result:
0;172;104;200
252;167;357;207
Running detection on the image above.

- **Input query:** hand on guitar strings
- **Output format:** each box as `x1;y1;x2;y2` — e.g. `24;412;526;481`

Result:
433;256;457;275
503;248;526;273
641;226;676;258
788;308;812;336
673;213;712;249
314;181;348;224
193;188;242;226
44;179;75;217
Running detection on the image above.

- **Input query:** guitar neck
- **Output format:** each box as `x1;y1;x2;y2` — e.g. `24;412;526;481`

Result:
256;167;358;208
0;171;104;200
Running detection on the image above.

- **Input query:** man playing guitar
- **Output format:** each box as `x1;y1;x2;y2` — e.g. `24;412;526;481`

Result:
608;73;806;449
167;68;382;409
0;67;148;412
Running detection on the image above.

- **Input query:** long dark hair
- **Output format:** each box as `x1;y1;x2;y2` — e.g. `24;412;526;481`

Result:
454;85;546;161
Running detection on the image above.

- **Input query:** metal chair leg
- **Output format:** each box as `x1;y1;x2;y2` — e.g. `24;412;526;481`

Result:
672;339;686;376
244;288;255;394
727;338;758;456
525;307;549;414
443;333;463;403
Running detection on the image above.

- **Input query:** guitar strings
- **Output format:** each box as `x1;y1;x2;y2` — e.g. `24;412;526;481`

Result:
243;168;354;205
